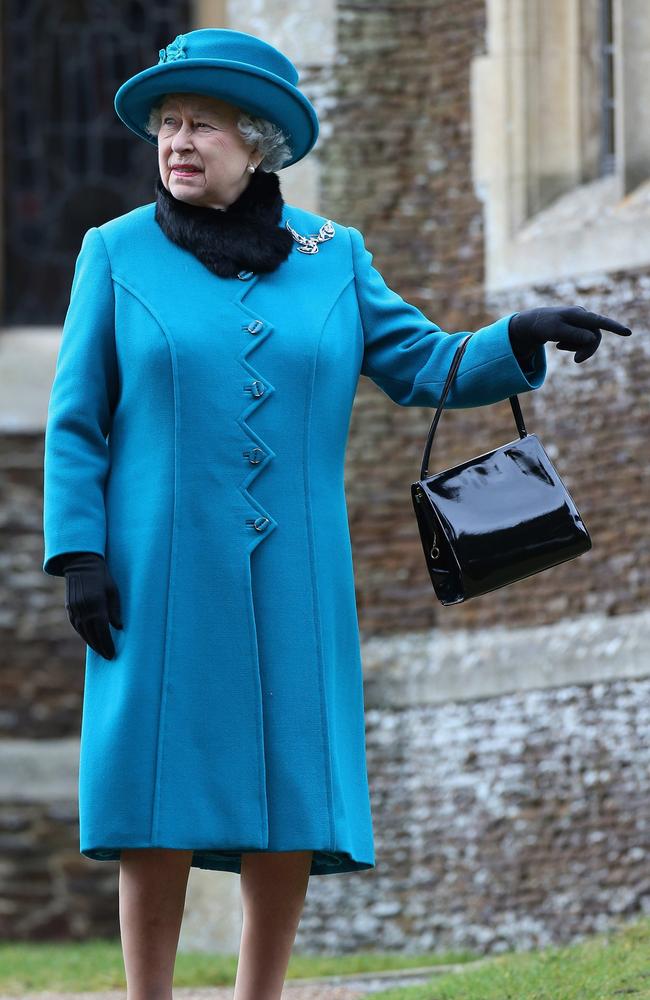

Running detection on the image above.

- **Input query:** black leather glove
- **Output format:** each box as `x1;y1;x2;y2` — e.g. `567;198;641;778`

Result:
508;306;632;364
62;552;123;660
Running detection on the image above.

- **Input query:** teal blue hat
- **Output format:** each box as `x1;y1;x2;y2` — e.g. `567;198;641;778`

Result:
114;28;319;168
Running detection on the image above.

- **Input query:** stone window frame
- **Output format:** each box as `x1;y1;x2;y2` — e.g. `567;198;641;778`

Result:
470;0;650;292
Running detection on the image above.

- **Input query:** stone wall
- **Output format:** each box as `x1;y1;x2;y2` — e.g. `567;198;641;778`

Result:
299;671;650;954
0;795;117;940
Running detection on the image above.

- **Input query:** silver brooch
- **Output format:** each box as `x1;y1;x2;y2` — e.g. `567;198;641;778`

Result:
285;219;335;254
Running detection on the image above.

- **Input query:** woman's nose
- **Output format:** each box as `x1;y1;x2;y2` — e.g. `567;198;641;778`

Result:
171;124;194;149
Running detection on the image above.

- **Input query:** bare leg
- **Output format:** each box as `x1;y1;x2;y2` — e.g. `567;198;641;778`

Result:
233;849;313;1000
119;847;194;1000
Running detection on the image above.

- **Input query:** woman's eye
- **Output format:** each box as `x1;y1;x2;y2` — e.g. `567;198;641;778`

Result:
161;118;212;128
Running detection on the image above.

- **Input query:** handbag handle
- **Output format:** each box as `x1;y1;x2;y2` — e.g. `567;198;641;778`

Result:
420;333;528;479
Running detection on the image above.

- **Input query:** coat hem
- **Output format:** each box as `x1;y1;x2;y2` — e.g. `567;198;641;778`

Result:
80;845;375;876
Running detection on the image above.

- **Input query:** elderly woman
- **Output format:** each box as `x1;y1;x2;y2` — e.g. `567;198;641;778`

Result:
42;26;632;1000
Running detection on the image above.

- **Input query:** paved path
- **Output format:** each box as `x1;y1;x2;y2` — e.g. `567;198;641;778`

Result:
0;989;367;1000
0;960;472;999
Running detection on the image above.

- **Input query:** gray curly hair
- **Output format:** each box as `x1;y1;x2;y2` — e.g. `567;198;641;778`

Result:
145;94;293;172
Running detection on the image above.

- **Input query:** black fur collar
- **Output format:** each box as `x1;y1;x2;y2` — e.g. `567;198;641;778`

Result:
154;169;295;278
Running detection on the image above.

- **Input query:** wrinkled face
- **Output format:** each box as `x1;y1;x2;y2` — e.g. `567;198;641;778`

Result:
156;92;264;210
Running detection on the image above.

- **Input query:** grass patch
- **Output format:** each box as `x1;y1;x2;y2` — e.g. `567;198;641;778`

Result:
2;915;649;997
0;938;477;994
362;914;650;999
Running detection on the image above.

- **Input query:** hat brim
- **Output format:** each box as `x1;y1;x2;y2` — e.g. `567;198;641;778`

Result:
114;59;319;168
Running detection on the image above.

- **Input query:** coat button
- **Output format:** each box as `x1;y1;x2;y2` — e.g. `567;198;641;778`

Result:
237;269;255;280
244;447;264;464
245;379;265;397
245;515;271;531
243;319;264;334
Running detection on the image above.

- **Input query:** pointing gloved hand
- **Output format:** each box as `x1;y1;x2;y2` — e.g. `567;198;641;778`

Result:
508;306;632;364
62;552;123;660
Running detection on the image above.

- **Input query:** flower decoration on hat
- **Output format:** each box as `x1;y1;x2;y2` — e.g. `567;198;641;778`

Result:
158;34;188;63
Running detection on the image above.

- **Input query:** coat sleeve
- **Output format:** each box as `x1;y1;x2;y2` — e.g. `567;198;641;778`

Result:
42;227;119;577
349;225;547;407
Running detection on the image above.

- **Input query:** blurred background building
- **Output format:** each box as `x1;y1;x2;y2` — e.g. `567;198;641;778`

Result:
1;0;649;956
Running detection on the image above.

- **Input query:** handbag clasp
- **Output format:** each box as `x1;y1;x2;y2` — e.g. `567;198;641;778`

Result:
415;488;441;560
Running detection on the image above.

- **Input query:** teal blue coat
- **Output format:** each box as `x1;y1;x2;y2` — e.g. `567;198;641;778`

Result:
42;197;547;875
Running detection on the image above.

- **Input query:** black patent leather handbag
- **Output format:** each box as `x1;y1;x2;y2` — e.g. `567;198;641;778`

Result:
411;333;592;605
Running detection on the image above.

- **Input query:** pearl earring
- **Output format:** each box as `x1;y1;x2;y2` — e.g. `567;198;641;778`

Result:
248;163;256;173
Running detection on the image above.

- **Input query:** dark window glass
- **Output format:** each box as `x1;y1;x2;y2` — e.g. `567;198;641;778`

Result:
1;0;191;325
